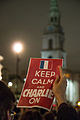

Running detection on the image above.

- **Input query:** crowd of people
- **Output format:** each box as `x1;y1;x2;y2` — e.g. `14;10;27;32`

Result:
0;67;80;120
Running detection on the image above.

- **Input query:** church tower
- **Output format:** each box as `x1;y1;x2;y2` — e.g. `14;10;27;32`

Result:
41;0;67;69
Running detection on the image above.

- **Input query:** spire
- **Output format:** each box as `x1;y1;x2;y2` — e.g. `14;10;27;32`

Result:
49;0;60;25
44;0;64;34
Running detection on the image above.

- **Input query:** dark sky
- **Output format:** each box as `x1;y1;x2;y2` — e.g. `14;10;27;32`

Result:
0;0;80;74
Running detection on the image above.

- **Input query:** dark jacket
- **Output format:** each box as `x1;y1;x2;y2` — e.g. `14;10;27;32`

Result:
57;103;78;120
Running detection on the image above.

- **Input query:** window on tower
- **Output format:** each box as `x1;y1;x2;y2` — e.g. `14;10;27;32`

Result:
59;40;63;50
51;17;53;22
55;17;57;22
49;39;53;49
48;56;53;58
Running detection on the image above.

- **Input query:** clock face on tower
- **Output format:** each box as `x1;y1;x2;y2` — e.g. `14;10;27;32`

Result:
48;26;54;31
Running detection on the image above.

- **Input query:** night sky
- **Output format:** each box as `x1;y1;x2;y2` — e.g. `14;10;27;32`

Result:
0;0;80;74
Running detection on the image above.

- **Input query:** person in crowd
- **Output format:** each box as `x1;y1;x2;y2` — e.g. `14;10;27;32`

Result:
18;67;78;120
19;109;43;120
77;110;80;120
43;66;78;120
0;80;15;120
43;111;57;120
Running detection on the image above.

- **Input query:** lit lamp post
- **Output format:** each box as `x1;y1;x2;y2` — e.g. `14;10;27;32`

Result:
13;42;23;76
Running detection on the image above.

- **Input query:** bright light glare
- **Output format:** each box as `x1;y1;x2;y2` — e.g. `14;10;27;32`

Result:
0;56;4;61
77;101;80;106
24;78;26;82
8;82;13;87
0;76;2;80
13;42;23;54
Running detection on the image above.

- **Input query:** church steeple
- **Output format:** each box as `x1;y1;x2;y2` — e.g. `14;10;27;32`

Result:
49;0;60;25
41;0;67;69
44;0;64;37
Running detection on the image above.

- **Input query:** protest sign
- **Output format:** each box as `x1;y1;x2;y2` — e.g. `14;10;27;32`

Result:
17;58;63;111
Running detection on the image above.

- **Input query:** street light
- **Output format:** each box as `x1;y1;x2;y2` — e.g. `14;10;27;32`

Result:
8;82;13;87
13;42;23;75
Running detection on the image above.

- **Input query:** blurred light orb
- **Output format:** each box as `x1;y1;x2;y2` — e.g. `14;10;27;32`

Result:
24;78;26;82
8;82;13;87
0;55;4;61
77;101;80;106
13;42;23;54
0;76;2;80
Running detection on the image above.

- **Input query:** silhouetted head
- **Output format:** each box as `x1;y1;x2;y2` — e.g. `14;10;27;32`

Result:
43;111;56;120
0;80;15;120
19;109;43;120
